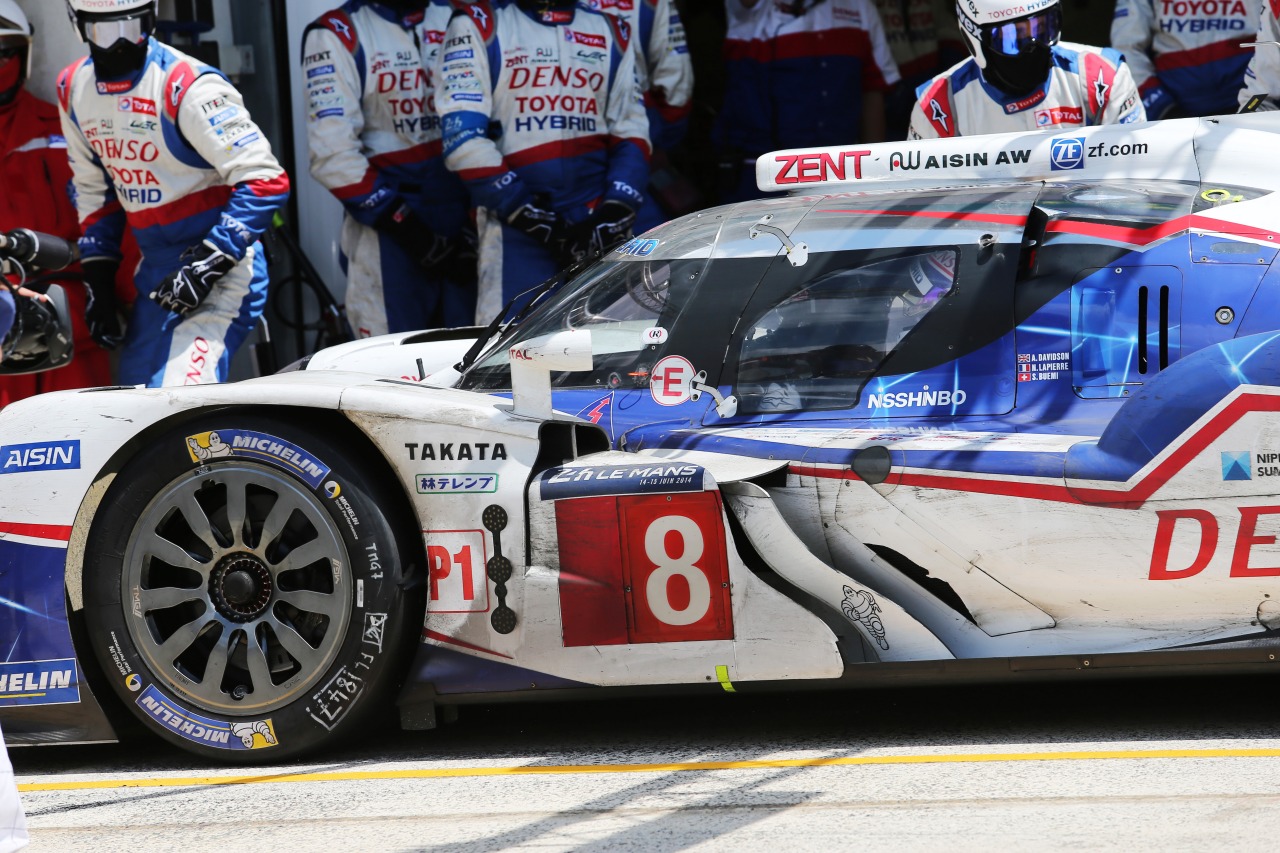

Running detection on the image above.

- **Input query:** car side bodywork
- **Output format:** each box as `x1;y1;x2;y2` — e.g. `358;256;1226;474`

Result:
5;114;1280;751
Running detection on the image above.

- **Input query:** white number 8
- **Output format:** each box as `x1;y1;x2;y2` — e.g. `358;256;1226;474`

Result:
644;515;711;626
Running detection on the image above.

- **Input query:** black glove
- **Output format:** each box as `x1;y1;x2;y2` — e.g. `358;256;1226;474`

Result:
151;242;236;316
443;224;479;287
82;257;124;350
586;201;637;255
506;197;561;246
561;201;638;266
374;202;455;270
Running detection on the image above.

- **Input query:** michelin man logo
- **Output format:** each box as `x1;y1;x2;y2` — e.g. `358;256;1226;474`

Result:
230;720;278;749
188;431;234;462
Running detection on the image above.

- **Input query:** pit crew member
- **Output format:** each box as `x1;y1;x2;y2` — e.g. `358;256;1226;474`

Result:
58;0;290;387
438;0;651;323
588;0;693;231
303;0;478;339
1111;0;1255;118
714;0;900;203
908;0;1145;138
0;0;111;403
1238;2;1280;110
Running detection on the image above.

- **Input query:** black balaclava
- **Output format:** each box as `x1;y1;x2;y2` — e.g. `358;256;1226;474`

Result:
82;10;155;81
981;41;1053;98
379;0;429;11
516;0;576;12
91;36;148;80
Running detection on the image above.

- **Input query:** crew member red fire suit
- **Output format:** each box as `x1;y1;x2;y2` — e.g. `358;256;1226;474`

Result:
1238;1;1280;110
439;1;651;323
1111;0;1256;118
304;0;477;339
715;0;900;202
587;0;692;230
909;44;1145;138
0;88;111;406
59;40;290;386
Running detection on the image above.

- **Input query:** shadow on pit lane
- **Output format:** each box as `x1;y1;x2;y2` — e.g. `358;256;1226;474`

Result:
13;671;1280;777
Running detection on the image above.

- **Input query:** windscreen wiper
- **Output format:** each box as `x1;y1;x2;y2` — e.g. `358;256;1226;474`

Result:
454;253;601;374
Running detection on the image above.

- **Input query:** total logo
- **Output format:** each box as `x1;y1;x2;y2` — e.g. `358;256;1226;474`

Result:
1035;106;1082;127
118;96;157;117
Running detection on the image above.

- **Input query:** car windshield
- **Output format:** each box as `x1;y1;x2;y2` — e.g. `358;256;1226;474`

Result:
464;253;708;392
459;210;725;393
456;186;1023;408
735;250;958;413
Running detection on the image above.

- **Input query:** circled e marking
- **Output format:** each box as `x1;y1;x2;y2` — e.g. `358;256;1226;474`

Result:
650;355;695;406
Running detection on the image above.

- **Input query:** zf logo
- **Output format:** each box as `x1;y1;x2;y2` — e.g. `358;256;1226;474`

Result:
1050;137;1085;171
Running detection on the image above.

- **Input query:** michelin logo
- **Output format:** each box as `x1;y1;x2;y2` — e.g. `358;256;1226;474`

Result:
0;659;80;706
136;684;278;750
186;430;331;489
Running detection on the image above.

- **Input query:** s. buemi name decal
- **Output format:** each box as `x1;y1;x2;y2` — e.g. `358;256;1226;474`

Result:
867;387;967;409
1017;352;1069;382
541;463;704;500
0;659;79;706
136;684;278;750
186;430;331;489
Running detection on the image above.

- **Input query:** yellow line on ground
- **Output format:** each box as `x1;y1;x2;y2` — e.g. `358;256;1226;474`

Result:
18;748;1280;793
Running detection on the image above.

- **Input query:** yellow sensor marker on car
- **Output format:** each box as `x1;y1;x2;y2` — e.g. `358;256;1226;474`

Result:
715;665;735;693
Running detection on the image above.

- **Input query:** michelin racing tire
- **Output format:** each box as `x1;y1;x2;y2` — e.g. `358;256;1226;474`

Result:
84;413;421;762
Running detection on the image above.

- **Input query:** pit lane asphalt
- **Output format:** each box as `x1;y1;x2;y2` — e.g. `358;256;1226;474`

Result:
11;675;1280;852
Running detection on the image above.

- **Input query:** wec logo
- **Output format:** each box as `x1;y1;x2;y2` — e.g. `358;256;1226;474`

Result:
1050;137;1085;170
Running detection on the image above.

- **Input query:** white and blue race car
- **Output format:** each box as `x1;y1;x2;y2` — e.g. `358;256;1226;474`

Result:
3;115;1280;761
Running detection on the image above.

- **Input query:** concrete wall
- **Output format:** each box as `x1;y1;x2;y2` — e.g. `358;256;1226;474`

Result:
17;1;85;105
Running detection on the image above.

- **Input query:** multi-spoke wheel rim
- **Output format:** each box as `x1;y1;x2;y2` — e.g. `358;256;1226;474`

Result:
122;464;350;714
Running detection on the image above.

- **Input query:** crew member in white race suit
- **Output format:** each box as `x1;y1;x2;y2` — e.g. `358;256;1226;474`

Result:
909;0;1145;138
438;0;651;323
303;0;479;339
58;0;290;387
1238;1;1280;110
1111;0;1257;118
587;0;692;232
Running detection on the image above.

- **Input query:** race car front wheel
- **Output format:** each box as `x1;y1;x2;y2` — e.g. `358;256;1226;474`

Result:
83;412;421;762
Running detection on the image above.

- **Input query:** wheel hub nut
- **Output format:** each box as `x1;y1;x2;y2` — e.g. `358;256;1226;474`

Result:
210;554;273;622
